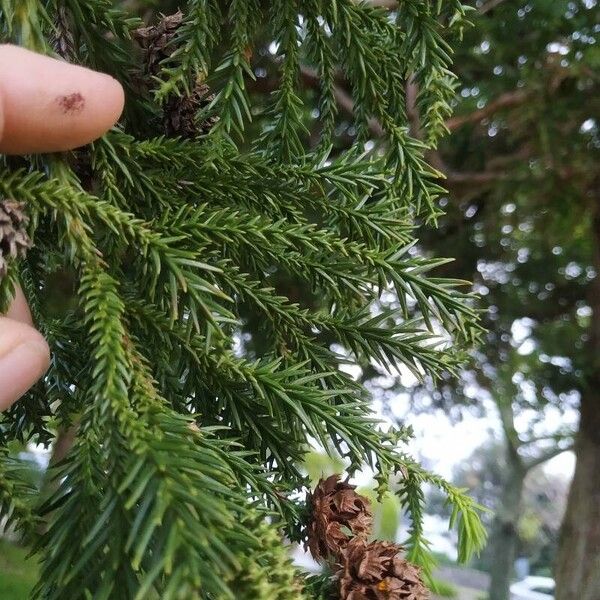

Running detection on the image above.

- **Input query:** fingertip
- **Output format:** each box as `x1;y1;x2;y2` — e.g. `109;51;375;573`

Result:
30;332;52;375
6;285;34;325
0;45;126;154
0;91;4;148
0;318;50;364
105;74;126;130
0;318;50;411
22;329;51;375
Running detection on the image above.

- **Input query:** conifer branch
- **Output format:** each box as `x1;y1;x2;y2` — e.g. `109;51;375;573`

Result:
0;1;487;596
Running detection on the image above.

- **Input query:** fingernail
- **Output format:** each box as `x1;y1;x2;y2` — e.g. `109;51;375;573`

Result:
0;341;50;410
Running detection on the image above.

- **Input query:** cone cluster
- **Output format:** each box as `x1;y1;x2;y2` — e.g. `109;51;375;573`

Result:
52;5;77;61
163;80;218;139
340;538;430;600
133;11;218;139
133;10;184;78
0;200;32;278
307;474;373;560
307;475;429;600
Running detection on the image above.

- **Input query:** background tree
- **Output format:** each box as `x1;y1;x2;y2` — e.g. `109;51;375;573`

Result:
238;0;598;596
421;343;575;600
413;0;599;598
0;1;487;599
430;440;570;576
281;1;596;594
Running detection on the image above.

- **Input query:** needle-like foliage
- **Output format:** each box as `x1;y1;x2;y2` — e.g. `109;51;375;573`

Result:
0;1;485;598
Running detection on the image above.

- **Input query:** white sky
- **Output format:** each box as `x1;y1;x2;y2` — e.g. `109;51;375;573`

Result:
401;407;576;480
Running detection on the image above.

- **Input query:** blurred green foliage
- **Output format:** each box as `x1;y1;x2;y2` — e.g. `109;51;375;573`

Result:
431;579;459;598
0;539;38;600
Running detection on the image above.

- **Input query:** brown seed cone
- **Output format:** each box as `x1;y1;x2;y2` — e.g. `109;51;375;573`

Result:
338;538;429;600
306;475;373;561
133;10;184;77
163;79;218;139
52;5;78;62
133;12;218;138
0;200;32;279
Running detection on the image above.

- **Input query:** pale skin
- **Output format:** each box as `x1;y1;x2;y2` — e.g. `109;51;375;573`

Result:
0;45;124;410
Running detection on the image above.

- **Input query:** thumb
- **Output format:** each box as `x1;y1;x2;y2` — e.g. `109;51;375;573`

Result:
0;286;50;411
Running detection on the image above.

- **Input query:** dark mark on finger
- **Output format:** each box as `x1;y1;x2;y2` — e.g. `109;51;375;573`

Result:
58;92;85;114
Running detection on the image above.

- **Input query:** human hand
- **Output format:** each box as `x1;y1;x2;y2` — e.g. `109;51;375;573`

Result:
0;45;124;410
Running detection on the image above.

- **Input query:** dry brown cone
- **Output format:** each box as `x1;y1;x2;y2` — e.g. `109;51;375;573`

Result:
338;538;430;600
163;78;218;138
132;10;184;78
0;200;33;279
133;11;219;138
52;5;78;62
306;475;373;561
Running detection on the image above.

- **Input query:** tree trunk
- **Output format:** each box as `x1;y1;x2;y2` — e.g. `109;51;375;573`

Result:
555;205;600;600
488;451;526;600
555;390;600;600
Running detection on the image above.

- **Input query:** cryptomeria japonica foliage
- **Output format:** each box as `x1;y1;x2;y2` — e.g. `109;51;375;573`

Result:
0;1;487;598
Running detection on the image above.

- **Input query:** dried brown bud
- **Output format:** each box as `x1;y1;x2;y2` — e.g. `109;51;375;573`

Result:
133;10;184;77
163;80;218;139
0;200;32;279
338;538;429;600
307;475;373;561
